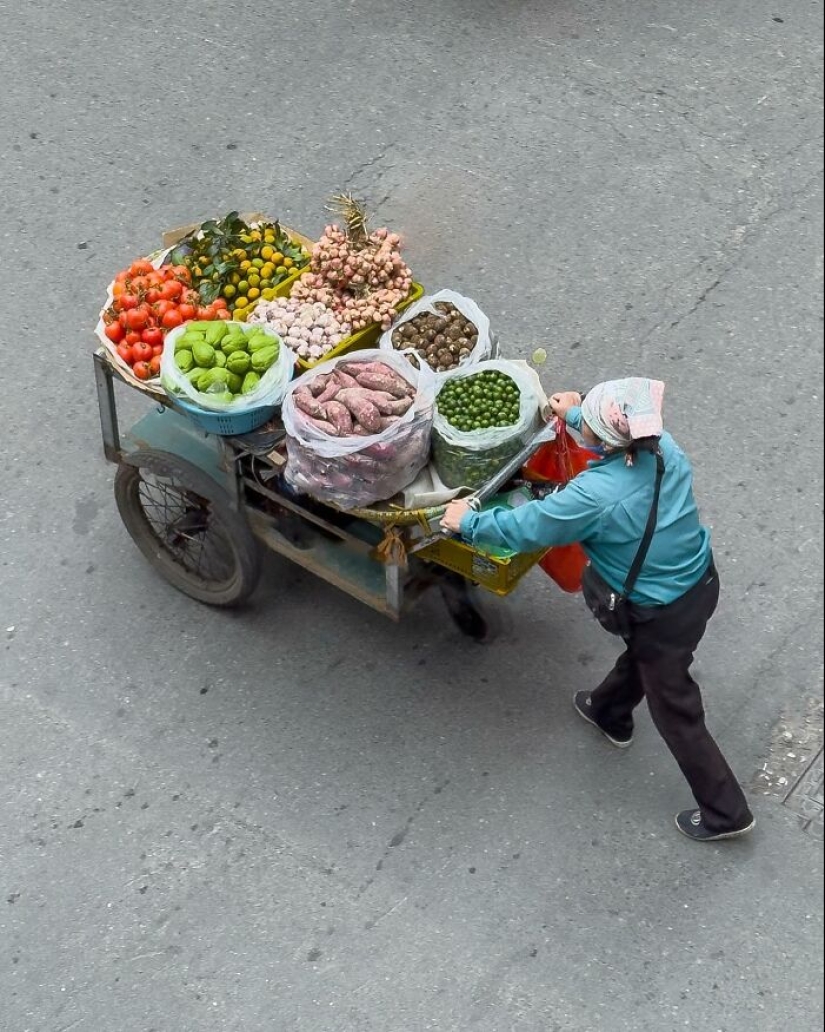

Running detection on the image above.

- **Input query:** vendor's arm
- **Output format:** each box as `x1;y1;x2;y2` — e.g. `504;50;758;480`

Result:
564;405;583;433
459;477;603;553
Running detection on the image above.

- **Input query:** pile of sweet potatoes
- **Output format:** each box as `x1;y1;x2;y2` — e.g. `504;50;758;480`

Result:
282;354;435;509
292;361;415;437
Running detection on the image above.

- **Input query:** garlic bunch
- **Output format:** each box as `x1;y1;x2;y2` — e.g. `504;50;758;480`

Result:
248;298;351;361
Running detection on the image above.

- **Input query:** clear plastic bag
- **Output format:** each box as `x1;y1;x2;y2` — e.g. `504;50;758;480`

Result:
379;289;493;377
281;349;436;509
432;359;542;490
160;322;294;413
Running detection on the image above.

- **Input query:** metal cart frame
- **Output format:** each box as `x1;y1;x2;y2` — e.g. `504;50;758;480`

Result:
94;351;555;637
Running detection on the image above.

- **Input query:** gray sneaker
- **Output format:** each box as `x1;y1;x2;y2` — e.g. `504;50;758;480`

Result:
573;691;634;749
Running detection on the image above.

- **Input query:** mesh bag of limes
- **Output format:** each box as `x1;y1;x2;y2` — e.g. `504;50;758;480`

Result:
432;360;542;490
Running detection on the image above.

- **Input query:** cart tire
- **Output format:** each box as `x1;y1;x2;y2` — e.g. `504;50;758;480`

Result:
439;572;496;643
114;450;261;607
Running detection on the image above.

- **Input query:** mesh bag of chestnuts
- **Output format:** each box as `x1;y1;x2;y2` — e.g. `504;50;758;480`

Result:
379;289;493;376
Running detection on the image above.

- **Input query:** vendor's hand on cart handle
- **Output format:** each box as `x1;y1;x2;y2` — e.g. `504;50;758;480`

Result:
441;498;476;535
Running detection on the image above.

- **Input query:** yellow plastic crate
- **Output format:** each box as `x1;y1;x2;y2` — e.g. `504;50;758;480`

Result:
417;536;547;596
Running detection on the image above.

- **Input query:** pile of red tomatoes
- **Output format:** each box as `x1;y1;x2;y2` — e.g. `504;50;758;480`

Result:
101;258;230;380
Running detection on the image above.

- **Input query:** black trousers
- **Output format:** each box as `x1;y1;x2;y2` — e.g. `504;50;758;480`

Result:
589;560;753;832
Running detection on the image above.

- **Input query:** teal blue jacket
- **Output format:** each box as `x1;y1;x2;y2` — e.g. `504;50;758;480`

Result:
459;407;712;606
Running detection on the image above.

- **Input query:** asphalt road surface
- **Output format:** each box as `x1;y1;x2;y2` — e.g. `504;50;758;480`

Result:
1;1;823;1030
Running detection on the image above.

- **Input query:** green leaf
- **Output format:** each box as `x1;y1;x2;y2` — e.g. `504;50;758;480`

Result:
199;281;220;304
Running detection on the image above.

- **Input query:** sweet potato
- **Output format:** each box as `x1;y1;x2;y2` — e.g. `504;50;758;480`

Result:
317;380;341;404
369;391;414;417
354;368;412;398
304;415;339;436
334;388;383;433
340;361;388;378
333;369;360;390
307;373;331;397
294;388;326;420
324;400;354;436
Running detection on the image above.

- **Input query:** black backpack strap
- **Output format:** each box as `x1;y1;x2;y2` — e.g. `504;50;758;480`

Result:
621;448;665;600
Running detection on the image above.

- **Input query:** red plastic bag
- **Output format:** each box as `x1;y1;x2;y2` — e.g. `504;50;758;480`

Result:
523;421;593;482
539;542;588;593
523;420;590;593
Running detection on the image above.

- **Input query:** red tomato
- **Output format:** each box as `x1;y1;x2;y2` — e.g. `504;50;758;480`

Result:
145;288;161;304
131;341;154;364
116;344;134;365
161;308;183;330
161;280;183;301
118;293;139;311
212;297;229;311
177;303;197;322
115;269;130;284
170;265;191;282
125;308;150;331
149;355;162;376
130;276;149;294
118;311;130;328
124;331;142;346
154;299;173;317
130;259;155;276
216;308;231;320
152;345;163;357
104;321;125;344
132;361;152;380
141;326;164;348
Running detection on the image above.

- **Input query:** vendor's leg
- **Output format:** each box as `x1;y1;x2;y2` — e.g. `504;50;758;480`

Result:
633;566;752;832
636;646;752;832
588;648;645;739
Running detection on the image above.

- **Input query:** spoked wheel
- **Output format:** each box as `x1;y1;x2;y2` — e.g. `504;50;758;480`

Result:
114;450;261;606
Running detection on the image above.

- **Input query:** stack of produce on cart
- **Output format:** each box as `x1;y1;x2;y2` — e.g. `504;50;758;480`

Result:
380;289;493;374
94;200;559;516
431;360;542;490
248;195;418;368
281;351;436;508
161;320;293;413
98;259;231;381
166;211;311;320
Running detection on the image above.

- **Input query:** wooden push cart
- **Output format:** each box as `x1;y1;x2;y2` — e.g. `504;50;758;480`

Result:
94;351;557;640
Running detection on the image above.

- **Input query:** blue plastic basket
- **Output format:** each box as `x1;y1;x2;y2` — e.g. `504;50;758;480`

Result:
168;396;278;436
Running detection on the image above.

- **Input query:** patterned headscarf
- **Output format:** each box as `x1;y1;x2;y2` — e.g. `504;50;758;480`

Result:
581;378;665;450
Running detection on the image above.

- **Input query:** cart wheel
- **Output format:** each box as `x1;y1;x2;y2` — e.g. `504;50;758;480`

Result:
114;450;261;607
438;571;496;643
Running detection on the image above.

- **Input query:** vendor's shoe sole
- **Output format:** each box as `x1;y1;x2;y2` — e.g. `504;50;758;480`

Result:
572;692;633;749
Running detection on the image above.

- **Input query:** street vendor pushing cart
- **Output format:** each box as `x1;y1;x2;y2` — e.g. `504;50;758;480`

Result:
441;378;754;844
